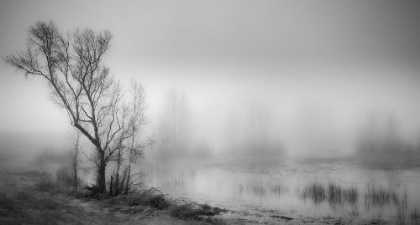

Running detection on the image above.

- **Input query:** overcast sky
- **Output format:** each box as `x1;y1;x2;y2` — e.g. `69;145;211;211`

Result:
1;0;420;153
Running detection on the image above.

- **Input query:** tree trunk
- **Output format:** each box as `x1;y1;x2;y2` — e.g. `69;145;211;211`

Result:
110;175;113;196
74;166;78;192
97;150;106;194
125;165;130;195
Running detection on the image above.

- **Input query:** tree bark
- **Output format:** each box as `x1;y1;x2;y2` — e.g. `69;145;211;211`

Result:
97;150;106;194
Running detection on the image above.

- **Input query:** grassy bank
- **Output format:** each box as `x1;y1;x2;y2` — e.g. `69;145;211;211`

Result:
0;150;227;225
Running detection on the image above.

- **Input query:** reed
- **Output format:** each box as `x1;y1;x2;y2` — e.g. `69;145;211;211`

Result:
301;182;326;204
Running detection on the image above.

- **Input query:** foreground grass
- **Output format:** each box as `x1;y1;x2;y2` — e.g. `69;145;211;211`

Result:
0;153;226;225
0;191;93;225
0;173;225;225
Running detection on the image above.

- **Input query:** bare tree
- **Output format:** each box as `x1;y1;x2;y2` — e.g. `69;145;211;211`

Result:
109;79;154;195
5;21;145;194
155;89;190;160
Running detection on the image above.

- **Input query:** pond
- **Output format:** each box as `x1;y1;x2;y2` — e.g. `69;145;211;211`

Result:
137;158;420;223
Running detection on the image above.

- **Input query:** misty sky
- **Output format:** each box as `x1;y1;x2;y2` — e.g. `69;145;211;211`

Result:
1;1;420;154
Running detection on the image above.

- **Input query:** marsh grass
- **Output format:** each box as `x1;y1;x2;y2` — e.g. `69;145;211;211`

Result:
238;180;287;198
270;182;288;196
109;188;227;224
247;181;267;197
300;182;359;206
411;206;420;225
343;185;358;205
364;184;397;208
328;183;342;204
394;188;408;225
301;182;326;204
169;200;227;224
122;187;171;210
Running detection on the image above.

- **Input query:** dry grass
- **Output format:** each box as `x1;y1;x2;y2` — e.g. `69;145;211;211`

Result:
300;182;359;206
169;200;227;224
270;182;288;196
411;206;420;225
247;181;267;197
342;185;358;205
0;190;86;225
364;184;397;208
301;182;326;204
328;183;342;204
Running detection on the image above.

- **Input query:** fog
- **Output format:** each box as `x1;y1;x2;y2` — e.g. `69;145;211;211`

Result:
142;65;420;160
1;1;420;161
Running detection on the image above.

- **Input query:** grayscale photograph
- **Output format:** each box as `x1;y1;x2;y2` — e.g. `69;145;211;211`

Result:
1;1;420;224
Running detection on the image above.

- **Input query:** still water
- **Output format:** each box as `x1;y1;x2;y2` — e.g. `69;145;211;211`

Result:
138;158;420;222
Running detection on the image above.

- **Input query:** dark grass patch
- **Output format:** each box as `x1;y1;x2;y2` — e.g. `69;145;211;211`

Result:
0;192;24;218
124;187;171;210
301;182;359;206
35;172;57;192
106;187;228;224
342;185;358;205
328;183;343;205
0;191;66;225
364;184;397;208
169;200;227;222
412;206;420;225
271;182;287;196
247;181;267;197
301;182;326;204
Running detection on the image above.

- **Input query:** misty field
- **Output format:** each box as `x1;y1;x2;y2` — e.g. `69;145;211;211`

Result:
2;145;420;224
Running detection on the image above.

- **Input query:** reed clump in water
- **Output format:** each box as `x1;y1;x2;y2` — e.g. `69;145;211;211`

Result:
301;182;359;206
301;182;326;204
271;182;288;196
328;183;342;204
394;188;408;225
247;181;267;197
342;185;358;205
411;206;420;225
364;184;397;207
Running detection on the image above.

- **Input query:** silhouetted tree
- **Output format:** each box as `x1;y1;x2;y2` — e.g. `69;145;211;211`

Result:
5;21;146;194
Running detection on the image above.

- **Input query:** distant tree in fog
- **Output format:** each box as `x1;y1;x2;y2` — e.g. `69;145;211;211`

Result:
384;114;401;152
248;103;270;149
154;89;190;159
166;89;189;145
357;112;406;156
5;21;149;194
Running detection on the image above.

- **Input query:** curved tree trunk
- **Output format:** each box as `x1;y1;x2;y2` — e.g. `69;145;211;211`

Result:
97;150;107;194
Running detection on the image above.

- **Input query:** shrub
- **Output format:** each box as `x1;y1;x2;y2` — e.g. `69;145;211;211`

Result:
36;172;56;192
